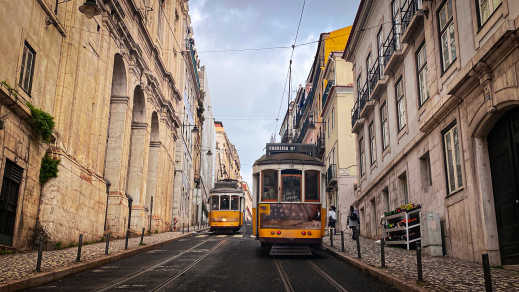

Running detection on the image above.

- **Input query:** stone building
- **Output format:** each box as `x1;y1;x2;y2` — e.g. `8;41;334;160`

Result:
345;0;519;265
241;181;253;224
214;121;241;181
0;0;205;250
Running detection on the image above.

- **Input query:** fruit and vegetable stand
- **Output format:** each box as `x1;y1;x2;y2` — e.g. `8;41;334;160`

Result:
383;203;421;250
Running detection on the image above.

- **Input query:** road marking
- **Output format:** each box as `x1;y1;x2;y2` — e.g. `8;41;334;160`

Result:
196;235;208;238
96;238;211;292
233;234;243;238
150;239;229;291
273;259;295;292
308;261;350;292
216;235;227;238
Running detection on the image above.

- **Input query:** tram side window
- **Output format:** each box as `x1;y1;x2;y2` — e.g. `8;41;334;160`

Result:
305;170;320;201
231;195;240;210
220;195;230;210
211;196;219;210
282;169;302;202
262;169;278;201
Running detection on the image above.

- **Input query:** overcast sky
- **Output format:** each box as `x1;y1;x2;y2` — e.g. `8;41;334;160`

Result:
190;0;359;186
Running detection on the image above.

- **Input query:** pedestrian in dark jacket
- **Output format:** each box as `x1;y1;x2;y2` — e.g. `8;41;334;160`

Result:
347;205;360;240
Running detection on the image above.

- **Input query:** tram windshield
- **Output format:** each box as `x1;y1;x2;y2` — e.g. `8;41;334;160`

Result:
304;170;320;201
220;195;230;210
262;169;278;201
211;196;219;210
282;169;301;202
231;195;240;210
259;203;321;229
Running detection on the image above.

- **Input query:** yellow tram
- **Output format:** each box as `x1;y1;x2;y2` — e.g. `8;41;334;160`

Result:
209;179;245;233
252;143;326;254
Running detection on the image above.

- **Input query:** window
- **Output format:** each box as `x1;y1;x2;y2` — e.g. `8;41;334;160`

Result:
220;195;230;210
157;0;165;43
443;123;463;194
383;188;390;212
281;169;301;202
304;170;320;201
211;196;219;210
377;28;385;76
416;43;429;106
392;0;402;49
477;0;502;26
398;172;409;204
356;75;362;101
381;102;389;150
420;152;433;187
359;137;366;176
438;0;457;71
366;53;371;82
331;107;335;129
19;42;36;94
231;195;240;210
261;169;278;201
369;122;376;165
395;78;407;131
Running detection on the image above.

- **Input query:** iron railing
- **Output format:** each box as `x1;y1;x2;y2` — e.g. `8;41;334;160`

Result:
382;27;401;67
322;80;335;109
327;164;337;185
368;58;381;94
401;0;422;33
351;101;360;129
186;39;200;89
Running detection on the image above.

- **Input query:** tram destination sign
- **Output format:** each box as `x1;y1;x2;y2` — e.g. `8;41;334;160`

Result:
266;143;316;157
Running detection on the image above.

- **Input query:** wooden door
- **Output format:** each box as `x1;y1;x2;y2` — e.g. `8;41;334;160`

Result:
488;108;519;265
0;160;23;246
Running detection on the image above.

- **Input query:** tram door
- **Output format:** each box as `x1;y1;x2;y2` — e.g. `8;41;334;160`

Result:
0;160;23;246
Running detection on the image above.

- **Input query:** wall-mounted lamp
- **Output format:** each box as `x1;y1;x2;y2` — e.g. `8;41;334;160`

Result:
78;0;101;18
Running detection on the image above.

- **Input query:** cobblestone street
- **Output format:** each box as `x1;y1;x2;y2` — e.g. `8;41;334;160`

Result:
324;229;519;292
0;231;194;285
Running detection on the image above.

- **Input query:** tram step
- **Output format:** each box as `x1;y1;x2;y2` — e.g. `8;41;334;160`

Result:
269;245;312;256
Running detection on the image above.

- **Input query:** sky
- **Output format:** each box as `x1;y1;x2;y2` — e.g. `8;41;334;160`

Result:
189;0;360;186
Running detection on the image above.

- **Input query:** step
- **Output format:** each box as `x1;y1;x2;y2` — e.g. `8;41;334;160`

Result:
269;245;312;256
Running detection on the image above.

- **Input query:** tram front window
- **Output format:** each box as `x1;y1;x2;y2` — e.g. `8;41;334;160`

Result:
305;170;320;201
282;169;301;202
211;196;219;210
231;195;240;210
220;195;230;210
262;169;278;201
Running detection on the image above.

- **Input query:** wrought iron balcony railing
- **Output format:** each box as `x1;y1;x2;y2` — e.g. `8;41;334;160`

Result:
368;58;382;94
351;101;360;129
321;80;335;109
326;164;337;186
401;0;421;33
383;27;401;68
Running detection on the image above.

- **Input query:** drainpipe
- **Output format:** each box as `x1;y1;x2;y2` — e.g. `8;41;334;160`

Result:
103;180;111;231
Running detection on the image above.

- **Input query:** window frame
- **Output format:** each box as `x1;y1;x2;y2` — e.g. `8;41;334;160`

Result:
368;121;376;165
377;27;385;75
392;0;402;49
380;101;390;150
437;0;457;73
304;170;321;202
359;136;366;176
231;195;240;211
260;169;279;202
365;53;371;83
280;170;302;202
395;77;407;131
416;42;429;107
475;0;503;28
442;122;464;195
210;195;220;211
19;41;36;95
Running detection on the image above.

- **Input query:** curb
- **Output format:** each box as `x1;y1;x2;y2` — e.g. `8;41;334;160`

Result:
0;229;208;292
324;245;430;292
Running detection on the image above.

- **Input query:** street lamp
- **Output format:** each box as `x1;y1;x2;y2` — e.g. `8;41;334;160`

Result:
183;123;199;134
78;0;101;18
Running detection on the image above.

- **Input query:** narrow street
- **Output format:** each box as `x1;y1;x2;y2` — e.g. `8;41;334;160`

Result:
26;227;397;292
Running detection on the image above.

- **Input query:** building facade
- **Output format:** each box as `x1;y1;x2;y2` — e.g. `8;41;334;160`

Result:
346;0;519;265
0;0;207;250
214;121;241;181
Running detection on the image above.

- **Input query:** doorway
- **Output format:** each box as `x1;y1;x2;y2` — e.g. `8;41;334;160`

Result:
487;107;519;265
0;160;24;246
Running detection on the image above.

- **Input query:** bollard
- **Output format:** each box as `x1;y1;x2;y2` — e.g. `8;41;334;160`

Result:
482;254;492;292
36;238;43;272
105;233;110;255
381;237;386;268
330;229;334;248
188;224;190;232
76;234;83;262
124;229;129;250
356;233;361;258
140;228;145;245
341;231;345;252
416;245;423;282
182;223;184;234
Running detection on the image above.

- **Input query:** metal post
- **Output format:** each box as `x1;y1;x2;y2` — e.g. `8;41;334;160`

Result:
416;245;423;282
330;229;334;248
188;223;190;232
341;231;345;252
482;254;492;292
182;223;184;234
381;237;386;268
356;234;361;258
140;227;145;245
149;196;153;233
36;238;43;272
76;234;83;262
105;233;110;255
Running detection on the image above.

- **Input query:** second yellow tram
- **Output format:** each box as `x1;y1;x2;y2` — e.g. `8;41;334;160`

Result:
209;179;245;234
252;143;326;254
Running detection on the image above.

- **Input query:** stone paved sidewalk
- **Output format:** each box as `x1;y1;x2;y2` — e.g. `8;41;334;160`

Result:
324;230;519;292
0;230;196;285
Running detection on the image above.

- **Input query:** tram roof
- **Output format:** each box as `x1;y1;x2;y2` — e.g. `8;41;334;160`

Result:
210;179;243;194
254;143;323;166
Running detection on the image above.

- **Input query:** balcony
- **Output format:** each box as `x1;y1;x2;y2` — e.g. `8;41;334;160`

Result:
368;58;388;100
316;132;325;158
359;81;375;118
401;0;426;44
296;117;311;143
351;101;364;133
383;27;404;76
326;164;337;190
321;80;335;109
186;38;201;89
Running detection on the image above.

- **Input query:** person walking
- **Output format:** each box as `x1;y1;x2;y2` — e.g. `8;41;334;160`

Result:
347;205;360;240
328;206;337;234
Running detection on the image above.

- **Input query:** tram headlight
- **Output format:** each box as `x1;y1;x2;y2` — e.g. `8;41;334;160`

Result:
221;218;227;222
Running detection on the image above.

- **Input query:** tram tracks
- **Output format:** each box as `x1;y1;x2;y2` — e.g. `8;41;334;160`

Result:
274;258;350;292
96;237;227;292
